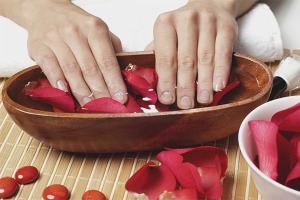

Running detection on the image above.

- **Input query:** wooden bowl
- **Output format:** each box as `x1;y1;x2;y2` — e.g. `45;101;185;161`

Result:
2;51;272;153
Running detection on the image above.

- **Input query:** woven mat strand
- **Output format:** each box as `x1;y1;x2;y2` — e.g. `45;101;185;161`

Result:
0;49;300;200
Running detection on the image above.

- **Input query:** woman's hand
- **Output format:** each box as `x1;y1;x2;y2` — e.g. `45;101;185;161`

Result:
145;0;240;109
24;0;127;106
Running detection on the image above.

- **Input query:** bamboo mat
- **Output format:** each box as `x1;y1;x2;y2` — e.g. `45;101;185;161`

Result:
0;49;300;200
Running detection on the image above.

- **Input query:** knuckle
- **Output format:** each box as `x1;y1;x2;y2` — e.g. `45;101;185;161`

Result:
62;61;80;75
200;11;215;24
155;12;173;26
181;9;198;22
87;16;107;30
157;56;176;69
179;56;195;70
100;56;118;72
81;62;99;78
39;54;55;66
199;52;214;66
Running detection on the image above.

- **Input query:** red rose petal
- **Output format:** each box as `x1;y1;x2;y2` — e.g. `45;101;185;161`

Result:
124;94;143;113
122;70;157;104
285;162;300;191
125;64;158;89
156;150;205;197
158;189;198;200
23;79;75;113
77;97;129;113
209;73;240;106
125;161;176;200
53;106;67;113
165;146;228;180
274;109;300;132
276;132;298;185
248;120;278;180
157;149;226;199
271;102;300;125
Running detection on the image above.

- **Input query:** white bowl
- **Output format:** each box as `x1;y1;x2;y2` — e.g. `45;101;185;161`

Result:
239;96;300;200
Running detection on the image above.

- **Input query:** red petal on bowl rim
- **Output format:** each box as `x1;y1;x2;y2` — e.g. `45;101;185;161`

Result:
23;85;75;113
124;94;143;113
122;70;157;104
248;120;278;180
158;189;198;200
125;161;176;200
77;97;129;113
125;64;158;89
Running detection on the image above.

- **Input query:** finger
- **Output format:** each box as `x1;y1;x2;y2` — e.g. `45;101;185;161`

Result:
213;22;237;92
63;32;112;101
88;23;128;104
176;11;198;109
197;14;216;105
33;45;68;92
154;13;177;105
48;39;94;106
144;40;154;51
110;32;123;53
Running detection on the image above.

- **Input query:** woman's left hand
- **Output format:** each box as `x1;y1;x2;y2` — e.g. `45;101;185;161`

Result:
145;0;238;109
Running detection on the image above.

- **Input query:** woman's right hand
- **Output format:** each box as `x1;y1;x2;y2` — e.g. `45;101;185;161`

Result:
24;0;127;106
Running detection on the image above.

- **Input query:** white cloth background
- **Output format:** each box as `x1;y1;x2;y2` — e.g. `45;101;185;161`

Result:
0;0;283;77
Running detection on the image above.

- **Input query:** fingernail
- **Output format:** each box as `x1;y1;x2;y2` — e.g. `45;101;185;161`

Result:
214;77;225;92
113;91;125;104
161;91;174;104
199;91;210;104
57;80;68;92
83;97;92;105
180;96;192;109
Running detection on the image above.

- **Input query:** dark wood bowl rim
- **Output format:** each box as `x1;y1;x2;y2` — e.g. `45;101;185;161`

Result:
2;51;273;119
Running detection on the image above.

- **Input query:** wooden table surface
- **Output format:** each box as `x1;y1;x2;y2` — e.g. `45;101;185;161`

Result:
0;49;300;200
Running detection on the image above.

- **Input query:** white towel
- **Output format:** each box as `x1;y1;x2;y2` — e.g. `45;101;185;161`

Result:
0;0;283;78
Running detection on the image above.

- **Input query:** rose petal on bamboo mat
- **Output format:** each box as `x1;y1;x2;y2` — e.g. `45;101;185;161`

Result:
285;162;300;191
136;99;170;113
276;132;298;185
122;70;157;104
77;97;129;113
156;150;206;197
271;102;300;125
125;161;176;200
248;120;278;180
275;109;300;132
125;64;158;88
23;87;76;113
124;94;143;113
158;189;198;200
165;146;228;179
157;150;225;199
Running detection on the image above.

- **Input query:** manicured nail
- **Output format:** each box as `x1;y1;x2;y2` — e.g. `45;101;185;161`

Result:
214;77;225;92
113;92;125;104
180;96;192;109
199;91;210;104
161;91;174;104
57;80;68;92
83;97;92;105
